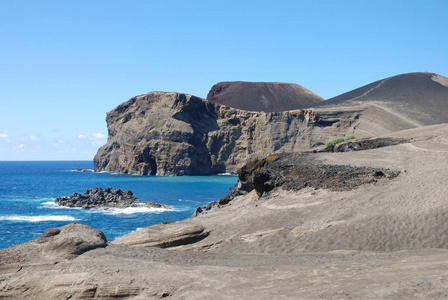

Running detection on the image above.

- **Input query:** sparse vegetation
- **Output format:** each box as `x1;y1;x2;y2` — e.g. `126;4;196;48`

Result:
149;124;162;133
258;155;280;169
326;135;355;147
266;155;279;162
346;135;355;140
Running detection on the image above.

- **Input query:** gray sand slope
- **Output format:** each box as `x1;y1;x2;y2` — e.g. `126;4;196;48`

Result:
4;124;448;299
318;72;448;136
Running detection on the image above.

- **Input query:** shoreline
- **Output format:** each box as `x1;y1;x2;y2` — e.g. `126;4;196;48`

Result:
0;165;237;250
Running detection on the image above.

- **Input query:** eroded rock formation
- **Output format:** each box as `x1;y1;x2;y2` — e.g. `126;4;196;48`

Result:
219;150;400;203
94;92;361;175
94;73;448;176
112;223;209;248
0;223;107;263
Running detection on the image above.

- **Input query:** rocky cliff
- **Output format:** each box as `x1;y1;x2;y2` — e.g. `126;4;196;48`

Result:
206;81;324;112
94;92;361;175
94;73;448;176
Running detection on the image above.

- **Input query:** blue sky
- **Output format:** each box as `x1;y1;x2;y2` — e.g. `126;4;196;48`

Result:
1;0;447;160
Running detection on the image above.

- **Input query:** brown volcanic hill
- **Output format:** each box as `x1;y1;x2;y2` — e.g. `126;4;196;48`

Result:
206;81;324;112
320;72;448;126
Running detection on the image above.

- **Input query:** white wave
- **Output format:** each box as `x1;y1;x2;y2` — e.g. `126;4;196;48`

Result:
5;197;54;203
40;201;172;214
178;199;201;203
0;215;80;222
41;201;58;207
70;168;94;172
39;201;83;210
218;172;233;176
95;206;170;215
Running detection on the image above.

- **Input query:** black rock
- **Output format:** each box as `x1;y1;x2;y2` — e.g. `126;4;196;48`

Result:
219;152;400;203
55;187;167;209
192;201;221;217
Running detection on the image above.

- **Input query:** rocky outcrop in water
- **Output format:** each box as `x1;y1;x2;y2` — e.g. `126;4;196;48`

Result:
55;188;166;209
94;92;361;176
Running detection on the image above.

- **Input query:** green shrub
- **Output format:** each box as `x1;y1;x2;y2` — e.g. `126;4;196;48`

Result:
326;135;356;147
149;124;162;133
326;137;346;147
346;135;355;140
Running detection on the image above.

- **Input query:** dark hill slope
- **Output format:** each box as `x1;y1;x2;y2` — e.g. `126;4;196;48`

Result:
207;81;324;112
321;72;448;126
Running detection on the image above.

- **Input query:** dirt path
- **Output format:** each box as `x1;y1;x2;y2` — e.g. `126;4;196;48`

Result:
350;79;385;101
368;102;422;127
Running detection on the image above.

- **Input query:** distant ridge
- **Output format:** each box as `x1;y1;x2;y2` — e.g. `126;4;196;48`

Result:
207;81;324;112
321;72;448;125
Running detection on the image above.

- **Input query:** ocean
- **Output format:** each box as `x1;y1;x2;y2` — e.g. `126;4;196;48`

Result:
0;161;237;250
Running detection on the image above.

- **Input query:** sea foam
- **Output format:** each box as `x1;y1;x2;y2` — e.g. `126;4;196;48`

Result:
94;206;170;215
41;201;171;215
39;201;83;210
0;215;80;222
41;201;58;207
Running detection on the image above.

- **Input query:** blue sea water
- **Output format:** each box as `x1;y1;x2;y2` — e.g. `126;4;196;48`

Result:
0;161;237;250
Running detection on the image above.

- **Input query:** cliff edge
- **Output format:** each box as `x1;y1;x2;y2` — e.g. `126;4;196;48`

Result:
94;72;448;176
94;92;360;175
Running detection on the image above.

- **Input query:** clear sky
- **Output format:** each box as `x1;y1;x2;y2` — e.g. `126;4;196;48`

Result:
1;0;447;160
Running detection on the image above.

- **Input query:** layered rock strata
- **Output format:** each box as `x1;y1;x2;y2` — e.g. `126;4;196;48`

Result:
94;73;448;176
94;92;362;175
112;223;209;248
0;223;107;262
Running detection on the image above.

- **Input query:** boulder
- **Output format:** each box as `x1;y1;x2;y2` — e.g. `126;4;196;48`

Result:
37;223;107;259
0;223;107;264
112;223;209;248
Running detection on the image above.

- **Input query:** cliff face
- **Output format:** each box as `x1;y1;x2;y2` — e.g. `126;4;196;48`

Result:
94;92;361;175
207;81;324;112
